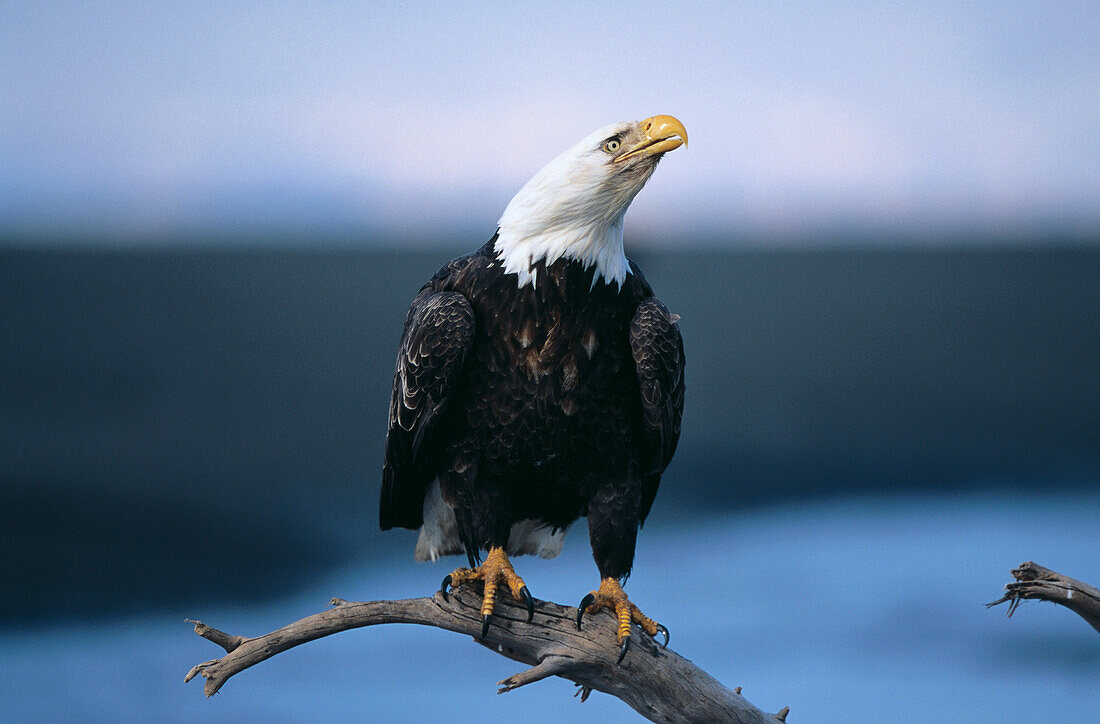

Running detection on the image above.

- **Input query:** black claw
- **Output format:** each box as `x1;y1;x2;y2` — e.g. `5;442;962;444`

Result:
655;623;669;648
617;637;630;665
481;614;491;639
576;593;596;630
439;574;452;602
520;586;535;623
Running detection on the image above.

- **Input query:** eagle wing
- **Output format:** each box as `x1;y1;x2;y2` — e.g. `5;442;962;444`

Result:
380;288;475;530
629;297;685;523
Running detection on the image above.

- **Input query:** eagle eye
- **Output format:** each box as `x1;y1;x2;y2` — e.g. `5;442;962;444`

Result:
601;137;621;154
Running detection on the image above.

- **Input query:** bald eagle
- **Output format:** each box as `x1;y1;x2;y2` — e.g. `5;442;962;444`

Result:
380;115;687;662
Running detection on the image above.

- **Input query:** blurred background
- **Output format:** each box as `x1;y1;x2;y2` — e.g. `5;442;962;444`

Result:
2;2;1098;721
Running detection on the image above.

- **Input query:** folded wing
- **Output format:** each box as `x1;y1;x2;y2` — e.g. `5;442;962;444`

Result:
380;289;475;530
629;297;686;524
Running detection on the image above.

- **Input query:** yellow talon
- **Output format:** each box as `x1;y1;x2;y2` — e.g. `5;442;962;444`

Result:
440;547;535;637
576;577;665;663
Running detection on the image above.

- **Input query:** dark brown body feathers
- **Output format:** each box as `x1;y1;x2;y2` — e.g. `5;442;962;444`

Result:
381;236;684;580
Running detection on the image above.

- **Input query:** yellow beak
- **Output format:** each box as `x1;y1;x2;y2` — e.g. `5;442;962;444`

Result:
615;115;688;162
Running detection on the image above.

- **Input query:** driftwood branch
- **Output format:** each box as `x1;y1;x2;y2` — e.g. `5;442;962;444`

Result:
186;588;788;723
987;561;1100;634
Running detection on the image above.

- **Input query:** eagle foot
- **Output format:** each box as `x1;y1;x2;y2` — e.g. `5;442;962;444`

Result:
576;577;667;664
439;546;534;637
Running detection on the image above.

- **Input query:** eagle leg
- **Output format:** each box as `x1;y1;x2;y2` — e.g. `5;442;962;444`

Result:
440;546;534;637
576;577;667;664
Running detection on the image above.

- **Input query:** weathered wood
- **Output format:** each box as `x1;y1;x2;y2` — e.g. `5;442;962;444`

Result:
987;561;1100;634
186;588;787;723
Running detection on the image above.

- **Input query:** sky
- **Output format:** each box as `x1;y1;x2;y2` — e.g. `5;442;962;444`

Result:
1;1;1098;244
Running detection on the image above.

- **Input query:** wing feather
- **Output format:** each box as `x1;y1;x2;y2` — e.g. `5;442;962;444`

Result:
380;289;475;530
629;297;685;523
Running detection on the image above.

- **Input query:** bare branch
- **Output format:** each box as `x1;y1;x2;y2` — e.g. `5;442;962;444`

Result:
187;588;787;723
987;561;1100;634
185;619;246;653
497;654;575;693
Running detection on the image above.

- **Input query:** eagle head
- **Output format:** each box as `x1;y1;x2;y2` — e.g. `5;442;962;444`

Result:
495;115;688;289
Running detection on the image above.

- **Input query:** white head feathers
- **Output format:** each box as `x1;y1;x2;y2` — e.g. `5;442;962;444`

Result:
494;118;681;289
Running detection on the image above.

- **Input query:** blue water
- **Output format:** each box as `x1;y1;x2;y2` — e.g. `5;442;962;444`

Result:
4;491;1098;722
